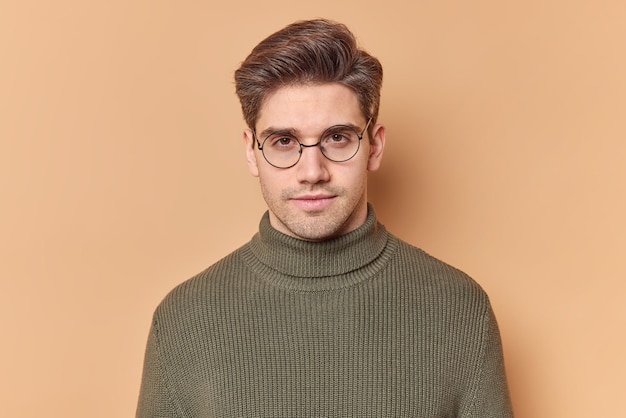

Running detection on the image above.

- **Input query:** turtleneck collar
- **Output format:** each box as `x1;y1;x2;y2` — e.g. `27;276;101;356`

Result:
240;204;396;291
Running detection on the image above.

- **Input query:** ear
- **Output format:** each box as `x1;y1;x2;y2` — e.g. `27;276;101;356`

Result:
243;129;259;177
366;123;386;172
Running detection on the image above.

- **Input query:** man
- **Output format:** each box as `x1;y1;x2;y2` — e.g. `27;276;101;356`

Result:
137;18;513;417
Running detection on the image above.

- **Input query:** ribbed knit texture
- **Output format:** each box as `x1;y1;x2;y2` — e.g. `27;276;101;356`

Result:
136;205;513;417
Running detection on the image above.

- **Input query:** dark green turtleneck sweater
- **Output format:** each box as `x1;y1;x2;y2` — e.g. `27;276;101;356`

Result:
137;206;513;417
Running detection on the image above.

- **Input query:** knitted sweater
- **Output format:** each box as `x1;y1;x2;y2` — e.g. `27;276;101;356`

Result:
136;206;513;417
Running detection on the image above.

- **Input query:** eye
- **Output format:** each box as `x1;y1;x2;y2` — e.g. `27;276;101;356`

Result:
266;134;299;150
329;133;348;142
322;129;356;147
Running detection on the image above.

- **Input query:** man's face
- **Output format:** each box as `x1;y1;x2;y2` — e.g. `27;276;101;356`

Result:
243;83;385;241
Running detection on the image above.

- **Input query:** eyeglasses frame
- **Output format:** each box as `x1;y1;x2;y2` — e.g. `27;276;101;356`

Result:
253;117;373;169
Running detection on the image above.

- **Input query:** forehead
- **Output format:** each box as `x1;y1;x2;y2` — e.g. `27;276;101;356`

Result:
257;83;363;132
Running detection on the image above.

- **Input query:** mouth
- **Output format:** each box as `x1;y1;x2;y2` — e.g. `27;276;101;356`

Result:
290;194;336;211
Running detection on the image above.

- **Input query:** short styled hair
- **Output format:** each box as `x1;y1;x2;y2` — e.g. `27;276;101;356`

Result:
234;19;383;132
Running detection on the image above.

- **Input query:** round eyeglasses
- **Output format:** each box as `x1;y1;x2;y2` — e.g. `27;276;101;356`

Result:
254;118;372;169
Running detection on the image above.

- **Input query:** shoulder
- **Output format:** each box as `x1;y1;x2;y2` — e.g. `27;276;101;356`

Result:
386;235;491;310
152;245;250;322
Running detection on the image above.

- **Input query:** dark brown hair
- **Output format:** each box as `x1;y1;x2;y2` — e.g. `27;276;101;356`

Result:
234;19;383;132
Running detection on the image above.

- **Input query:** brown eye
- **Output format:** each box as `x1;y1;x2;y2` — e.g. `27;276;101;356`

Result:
330;133;347;142
268;135;298;150
322;129;356;148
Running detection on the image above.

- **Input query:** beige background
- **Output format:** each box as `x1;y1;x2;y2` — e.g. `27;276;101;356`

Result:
2;1;625;417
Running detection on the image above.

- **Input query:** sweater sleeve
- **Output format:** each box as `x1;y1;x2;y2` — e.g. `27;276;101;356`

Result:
136;320;184;418
461;304;514;418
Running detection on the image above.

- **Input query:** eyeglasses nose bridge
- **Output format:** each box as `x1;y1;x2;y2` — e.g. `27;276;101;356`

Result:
299;141;321;148
298;140;323;154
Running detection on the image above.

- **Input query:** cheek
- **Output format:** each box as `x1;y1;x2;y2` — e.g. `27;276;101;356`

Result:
351;153;372;176
257;168;287;196
335;162;368;189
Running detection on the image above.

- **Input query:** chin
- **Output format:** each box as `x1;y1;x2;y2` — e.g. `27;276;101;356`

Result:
288;215;353;242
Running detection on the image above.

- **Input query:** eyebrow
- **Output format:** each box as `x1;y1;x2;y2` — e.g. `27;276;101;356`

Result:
257;122;362;139
258;127;298;139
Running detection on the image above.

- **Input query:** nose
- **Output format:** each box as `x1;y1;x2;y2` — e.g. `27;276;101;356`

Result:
295;143;330;184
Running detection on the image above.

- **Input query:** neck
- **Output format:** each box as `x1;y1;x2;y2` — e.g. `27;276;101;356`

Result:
240;203;396;291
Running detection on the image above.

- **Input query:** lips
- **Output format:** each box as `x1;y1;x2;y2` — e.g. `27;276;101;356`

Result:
290;194;336;211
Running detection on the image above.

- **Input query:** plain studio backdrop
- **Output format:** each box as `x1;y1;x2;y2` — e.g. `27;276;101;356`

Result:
1;1;624;417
